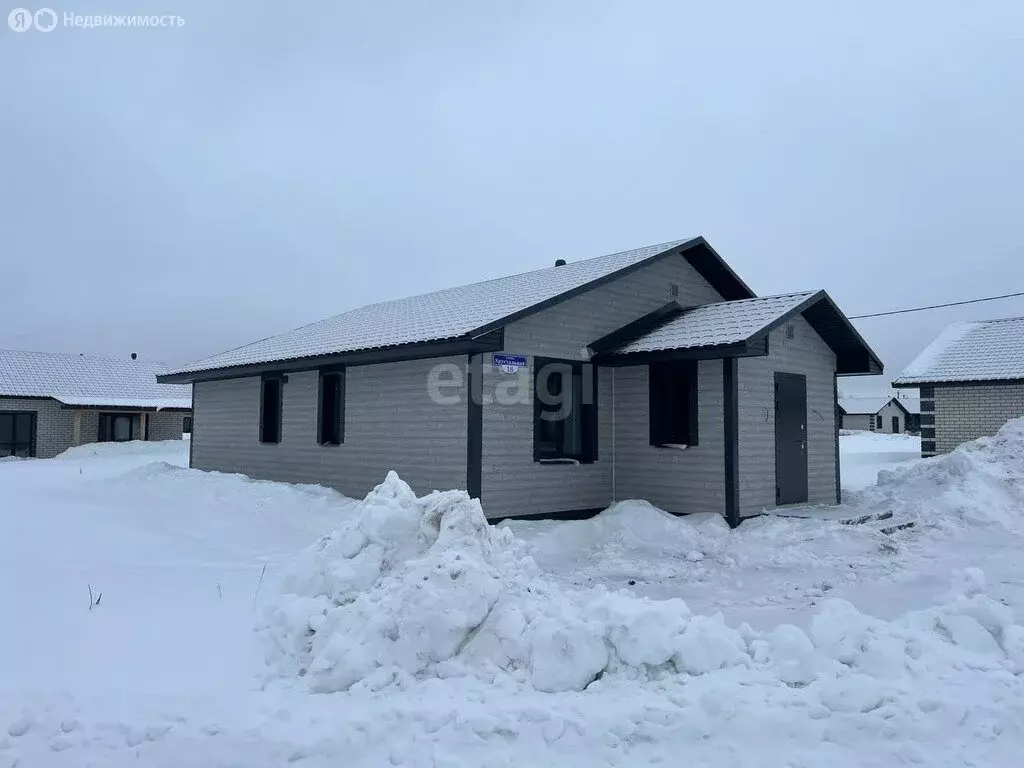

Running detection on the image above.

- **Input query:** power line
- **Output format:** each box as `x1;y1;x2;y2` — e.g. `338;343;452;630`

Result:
849;290;1024;320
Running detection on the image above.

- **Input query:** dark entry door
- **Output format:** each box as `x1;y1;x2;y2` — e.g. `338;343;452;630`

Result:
892;416;899;434
775;372;808;505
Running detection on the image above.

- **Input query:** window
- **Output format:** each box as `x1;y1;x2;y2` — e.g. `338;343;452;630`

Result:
649;360;699;447
98;413;139;442
318;370;345;445
875;414;883;430
182;416;193;434
0;412;35;457
260;377;283;444
533;358;598;462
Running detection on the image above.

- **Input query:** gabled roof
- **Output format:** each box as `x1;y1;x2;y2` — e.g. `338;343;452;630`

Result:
838;396;892;415
590;290;883;375
0;350;191;410
893;317;1024;386
160;237;754;382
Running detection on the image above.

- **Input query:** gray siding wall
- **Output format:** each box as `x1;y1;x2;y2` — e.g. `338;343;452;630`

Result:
876;401;904;434
147;411;187;441
737;317;837;515
480;254;726;518
611;361;726;516
841;413;873;431
0;397;74;458
933;384;1024;454
192;356;468;498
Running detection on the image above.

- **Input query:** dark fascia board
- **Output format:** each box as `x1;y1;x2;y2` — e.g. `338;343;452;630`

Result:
58;403;192;412
587;301;687;355
746;290;884;376
894;377;1024;388
157;331;504;384
593;339;768;367
0;394;56;402
466;236;755;338
885;398;913;417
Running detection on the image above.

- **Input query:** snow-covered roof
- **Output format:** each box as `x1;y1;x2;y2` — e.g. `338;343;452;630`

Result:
613;291;816;353
165;237;754;378
838;396;892;415
893;317;1024;385
0;350;192;409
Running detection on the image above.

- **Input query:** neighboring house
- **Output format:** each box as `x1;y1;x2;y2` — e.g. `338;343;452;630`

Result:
159;236;882;525
0;351;192;458
893;317;1024;457
838;396;891;431
881;397;921;434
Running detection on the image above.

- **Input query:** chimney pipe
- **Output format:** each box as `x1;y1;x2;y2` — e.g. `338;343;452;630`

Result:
554;258;567;267
130;352;137;360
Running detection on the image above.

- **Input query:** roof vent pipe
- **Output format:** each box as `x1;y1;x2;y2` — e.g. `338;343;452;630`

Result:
554;258;567;266
130;352;137;360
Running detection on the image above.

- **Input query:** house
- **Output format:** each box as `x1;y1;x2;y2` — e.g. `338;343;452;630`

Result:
838;396;891;431
880;397;921;434
893;317;1024;457
0;351;192;458
159;237;882;525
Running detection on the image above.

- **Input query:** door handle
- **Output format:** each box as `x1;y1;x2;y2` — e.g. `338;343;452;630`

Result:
800;440;806;451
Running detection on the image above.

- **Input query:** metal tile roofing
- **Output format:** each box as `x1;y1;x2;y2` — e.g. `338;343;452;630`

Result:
613;291;817;354
0;350;192;409
893;317;1024;385
169;239;695;375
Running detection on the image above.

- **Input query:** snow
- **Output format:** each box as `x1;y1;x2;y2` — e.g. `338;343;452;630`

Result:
894;317;1024;384
839;430;921;490
2;427;1024;765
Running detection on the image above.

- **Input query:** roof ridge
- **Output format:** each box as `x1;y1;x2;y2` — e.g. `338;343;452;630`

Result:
0;348;168;365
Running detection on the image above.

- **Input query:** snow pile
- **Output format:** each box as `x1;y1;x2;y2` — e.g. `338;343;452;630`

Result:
55;438;187;460
856;417;1024;532
265;472;1024;696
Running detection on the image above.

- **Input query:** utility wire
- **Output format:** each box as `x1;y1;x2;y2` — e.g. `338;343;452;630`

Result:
849;290;1024;320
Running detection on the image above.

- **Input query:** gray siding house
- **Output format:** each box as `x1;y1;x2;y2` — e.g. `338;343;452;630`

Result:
0;351;192;458
894;317;1024;457
838;396;890;431
160;237;882;525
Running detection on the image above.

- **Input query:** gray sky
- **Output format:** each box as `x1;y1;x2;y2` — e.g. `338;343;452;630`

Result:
2;1;1022;396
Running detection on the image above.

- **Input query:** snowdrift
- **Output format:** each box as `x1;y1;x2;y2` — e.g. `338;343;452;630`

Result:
264;471;1024;696
854;416;1024;532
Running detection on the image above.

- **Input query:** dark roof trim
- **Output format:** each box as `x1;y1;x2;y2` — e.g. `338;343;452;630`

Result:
593;338;769;367
894;377;1024;388
468;236;755;338
0;394;54;401
158;330;505;384
745;290;883;376
58;404;192;412
588;301;687;355
592;290;883;376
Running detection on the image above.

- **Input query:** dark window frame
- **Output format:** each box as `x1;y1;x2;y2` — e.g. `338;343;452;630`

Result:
259;376;284;444
0;410;37;458
182;415;193;434
875;414;883;430
98;412;138;443
317;369;346;446
649;360;700;447
533;357;598;463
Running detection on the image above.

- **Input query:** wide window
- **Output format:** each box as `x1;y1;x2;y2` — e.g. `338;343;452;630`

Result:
98;413;139;442
533;358;598;462
649;360;699;447
260;377;283;444
0;412;35;457
318;370;345;445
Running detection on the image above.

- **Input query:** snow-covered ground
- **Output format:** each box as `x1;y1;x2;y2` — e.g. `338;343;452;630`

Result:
1;429;1022;766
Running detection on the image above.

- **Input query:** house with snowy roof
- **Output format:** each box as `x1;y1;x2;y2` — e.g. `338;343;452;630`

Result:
838;396;920;434
159;236;882;525
894;317;1024;457
0;351;192;458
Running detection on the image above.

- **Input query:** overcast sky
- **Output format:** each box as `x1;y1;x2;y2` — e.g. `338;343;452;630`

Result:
2;1;1022;395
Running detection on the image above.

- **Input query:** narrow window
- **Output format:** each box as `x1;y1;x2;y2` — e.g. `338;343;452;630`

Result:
533;358;597;462
260;377;282;444
318;370;345;445
875;414;882;430
649;360;699;447
182;416;193;434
